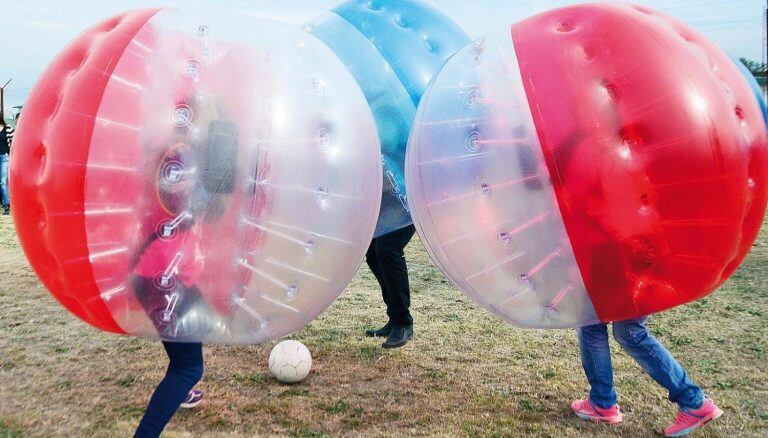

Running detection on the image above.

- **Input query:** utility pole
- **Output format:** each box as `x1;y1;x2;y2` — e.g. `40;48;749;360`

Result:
0;78;12;122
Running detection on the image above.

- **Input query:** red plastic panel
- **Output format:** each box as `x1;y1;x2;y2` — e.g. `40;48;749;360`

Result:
512;3;768;322
10;10;160;334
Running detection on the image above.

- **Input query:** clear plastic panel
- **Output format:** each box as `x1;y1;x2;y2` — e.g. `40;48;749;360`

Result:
406;37;598;328
84;10;382;343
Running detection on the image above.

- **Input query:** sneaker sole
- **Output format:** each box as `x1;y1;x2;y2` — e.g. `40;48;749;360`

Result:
574;411;623;424
180;400;202;409
382;335;413;349
665;408;723;437
382;340;410;348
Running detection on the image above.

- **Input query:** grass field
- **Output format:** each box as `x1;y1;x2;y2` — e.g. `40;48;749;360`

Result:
0;213;766;437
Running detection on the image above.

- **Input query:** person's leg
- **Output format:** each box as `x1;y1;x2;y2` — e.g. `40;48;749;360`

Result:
1;153;9;209
577;323;618;409
364;239;395;337
134;342;204;438
365;238;390;309
373;225;415;327
612;318;703;409
572;323;623;423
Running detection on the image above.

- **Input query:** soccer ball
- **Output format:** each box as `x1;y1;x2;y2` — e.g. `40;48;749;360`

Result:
269;340;312;383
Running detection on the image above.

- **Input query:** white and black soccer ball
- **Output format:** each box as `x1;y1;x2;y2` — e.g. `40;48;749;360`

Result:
269;340;312;383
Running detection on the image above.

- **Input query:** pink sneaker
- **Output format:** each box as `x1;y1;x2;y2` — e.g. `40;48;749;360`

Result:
664;398;723;437
570;398;623;424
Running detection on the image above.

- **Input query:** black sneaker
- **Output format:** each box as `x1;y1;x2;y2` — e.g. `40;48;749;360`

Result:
365;322;392;337
2;205;8;215
382;325;413;349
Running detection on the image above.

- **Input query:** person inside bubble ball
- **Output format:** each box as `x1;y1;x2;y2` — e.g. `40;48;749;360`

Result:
567;132;723;436
571;319;723;436
131;98;238;437
364;225;417;348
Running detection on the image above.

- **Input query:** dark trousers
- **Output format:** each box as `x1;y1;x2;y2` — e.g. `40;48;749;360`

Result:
365;225;415;326
134;342;204;438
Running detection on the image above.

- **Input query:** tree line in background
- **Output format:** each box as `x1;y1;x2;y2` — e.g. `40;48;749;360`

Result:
740;57;768;83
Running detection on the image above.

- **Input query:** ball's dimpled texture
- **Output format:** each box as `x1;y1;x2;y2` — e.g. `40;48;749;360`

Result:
11;9;383;343
407;3;768;327
269;340;312;383
308;0;470;237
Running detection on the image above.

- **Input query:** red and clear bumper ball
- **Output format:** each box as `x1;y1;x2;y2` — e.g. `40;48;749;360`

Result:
406;3;768;328
11;9;382;343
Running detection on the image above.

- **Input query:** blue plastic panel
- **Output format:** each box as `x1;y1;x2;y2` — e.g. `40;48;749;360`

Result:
308;0;470;237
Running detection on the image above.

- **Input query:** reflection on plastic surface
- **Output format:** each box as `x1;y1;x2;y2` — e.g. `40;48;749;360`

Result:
407;3;768;327
307;0;470;237
11;9;382;343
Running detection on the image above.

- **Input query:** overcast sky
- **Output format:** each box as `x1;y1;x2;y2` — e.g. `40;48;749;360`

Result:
1;0;765;112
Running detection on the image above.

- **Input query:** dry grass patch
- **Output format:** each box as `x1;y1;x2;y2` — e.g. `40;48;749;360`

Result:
1;214;766;436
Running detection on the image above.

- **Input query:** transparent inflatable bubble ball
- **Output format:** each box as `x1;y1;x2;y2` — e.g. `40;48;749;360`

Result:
406;3;768;328
11;8;382;344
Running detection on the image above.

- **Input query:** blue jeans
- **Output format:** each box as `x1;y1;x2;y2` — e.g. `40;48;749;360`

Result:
134;342;204;438
578;317;704;410
0;153;8;206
